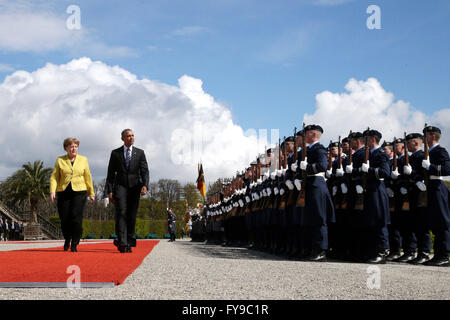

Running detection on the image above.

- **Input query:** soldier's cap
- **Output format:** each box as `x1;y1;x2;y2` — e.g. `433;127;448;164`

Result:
363;129;382;140
296;130;304;136
348;131;363;139
381;141;392;147
392;137;405;144
304;124;323;133
329;141;340;148
250;161;257;166
405;133;423;141
342;137;349;143
423;126;441;134
266;148;272;154
284;136;295;143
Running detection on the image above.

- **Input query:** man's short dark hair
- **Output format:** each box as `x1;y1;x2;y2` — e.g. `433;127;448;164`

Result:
121;129;133;138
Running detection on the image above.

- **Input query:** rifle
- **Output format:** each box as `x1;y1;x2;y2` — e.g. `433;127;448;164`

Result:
418;124;429;207
389;137;397;212
354;128;368;210
296;123;307;207
400;132;411;211
287;127;299;206
279;137;288;210
341;130;352;210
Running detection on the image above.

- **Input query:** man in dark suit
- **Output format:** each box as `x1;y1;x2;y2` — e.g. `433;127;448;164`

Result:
105;129;149;253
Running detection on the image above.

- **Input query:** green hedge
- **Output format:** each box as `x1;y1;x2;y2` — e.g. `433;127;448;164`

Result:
49;216;186;239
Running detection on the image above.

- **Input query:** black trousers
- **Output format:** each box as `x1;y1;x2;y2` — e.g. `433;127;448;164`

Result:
114;184;141;247
57;186;87;245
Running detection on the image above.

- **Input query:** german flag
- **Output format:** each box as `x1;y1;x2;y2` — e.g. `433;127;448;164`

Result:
196;163;206;198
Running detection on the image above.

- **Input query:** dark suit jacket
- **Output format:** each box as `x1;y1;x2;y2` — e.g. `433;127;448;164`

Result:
105;146;149;195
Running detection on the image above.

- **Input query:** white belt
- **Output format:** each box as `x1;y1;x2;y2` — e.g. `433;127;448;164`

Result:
308;172;325;178
430;175;444;180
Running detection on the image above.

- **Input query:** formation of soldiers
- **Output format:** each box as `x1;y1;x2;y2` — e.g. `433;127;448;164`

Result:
202;124;450;266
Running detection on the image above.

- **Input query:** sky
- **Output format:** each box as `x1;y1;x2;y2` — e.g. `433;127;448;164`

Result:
0;0;449;186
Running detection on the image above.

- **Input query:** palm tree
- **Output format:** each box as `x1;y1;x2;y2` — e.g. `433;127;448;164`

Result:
0;161;52;224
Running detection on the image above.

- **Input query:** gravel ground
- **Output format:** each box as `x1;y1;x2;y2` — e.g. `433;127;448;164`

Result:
0;239;449;300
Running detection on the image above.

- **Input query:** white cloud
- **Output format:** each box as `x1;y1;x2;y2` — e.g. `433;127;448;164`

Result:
0;2;137;58
0;58;269;185
303;77;450;149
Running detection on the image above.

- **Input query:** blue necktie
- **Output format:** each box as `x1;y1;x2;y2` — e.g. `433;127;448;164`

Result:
126;147;131;168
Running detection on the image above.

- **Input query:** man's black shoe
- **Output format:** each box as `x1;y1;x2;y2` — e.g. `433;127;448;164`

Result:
113;239;119;248
423;255;449;267
386;250;402;261
126;246;132;253
64;239;71;251
409;252;431;265
129;238;137;247
366;252;387;264
395;252;416;263
118;245;127;253
307;251;327;262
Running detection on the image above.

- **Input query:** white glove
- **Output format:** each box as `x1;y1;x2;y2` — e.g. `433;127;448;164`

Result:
416;181;427;192
291;162;298;172
332;186;338;196
341;183;348;194
400;187;408;195
346;164;353;174
386;187;394;198
336;167;344;177
266;188;271;196
280;188;285;196
270;172;277;180
422;158;431;170
300;159;308;171
254;193;260;200
274;187;279;195
239;200;244;207
103;198;109;208
356;185;363;194
262;190;267;197
403;164;412;175
391;169;399;180
245;196;250;203
294;179;302;191
361;161;370;173
326;169;332;178
285;180;294;190
276;170;282;177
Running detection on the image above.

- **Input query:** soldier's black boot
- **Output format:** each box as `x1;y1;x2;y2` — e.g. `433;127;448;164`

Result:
386;249;402;261
424;252;449;267
366;250;387;264
395;251;416;263
306;249;326;262
409;251;431;265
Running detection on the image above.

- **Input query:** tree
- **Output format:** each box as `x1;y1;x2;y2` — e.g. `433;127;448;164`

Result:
155;179;181;206
0;161;52;223
183;183;202;208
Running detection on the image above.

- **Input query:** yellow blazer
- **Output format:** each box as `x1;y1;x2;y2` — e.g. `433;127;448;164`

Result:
50;154;95;197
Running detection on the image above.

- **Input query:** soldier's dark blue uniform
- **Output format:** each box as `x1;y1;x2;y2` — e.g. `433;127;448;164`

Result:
422;126;450;266
360;130;391;263
299;125;335;261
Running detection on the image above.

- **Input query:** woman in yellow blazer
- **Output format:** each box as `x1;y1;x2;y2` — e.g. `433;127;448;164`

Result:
50;138;95;252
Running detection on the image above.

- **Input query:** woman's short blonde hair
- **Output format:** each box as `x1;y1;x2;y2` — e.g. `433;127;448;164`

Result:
63;137;80;150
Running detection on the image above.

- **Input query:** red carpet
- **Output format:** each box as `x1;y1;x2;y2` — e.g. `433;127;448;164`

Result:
0;240;159;286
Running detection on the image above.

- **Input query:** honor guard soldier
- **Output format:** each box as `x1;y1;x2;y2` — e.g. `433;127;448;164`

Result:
401;133;432;264
421;126;450;266
345;131;366;261
298;125;335;261
359;129;391;264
